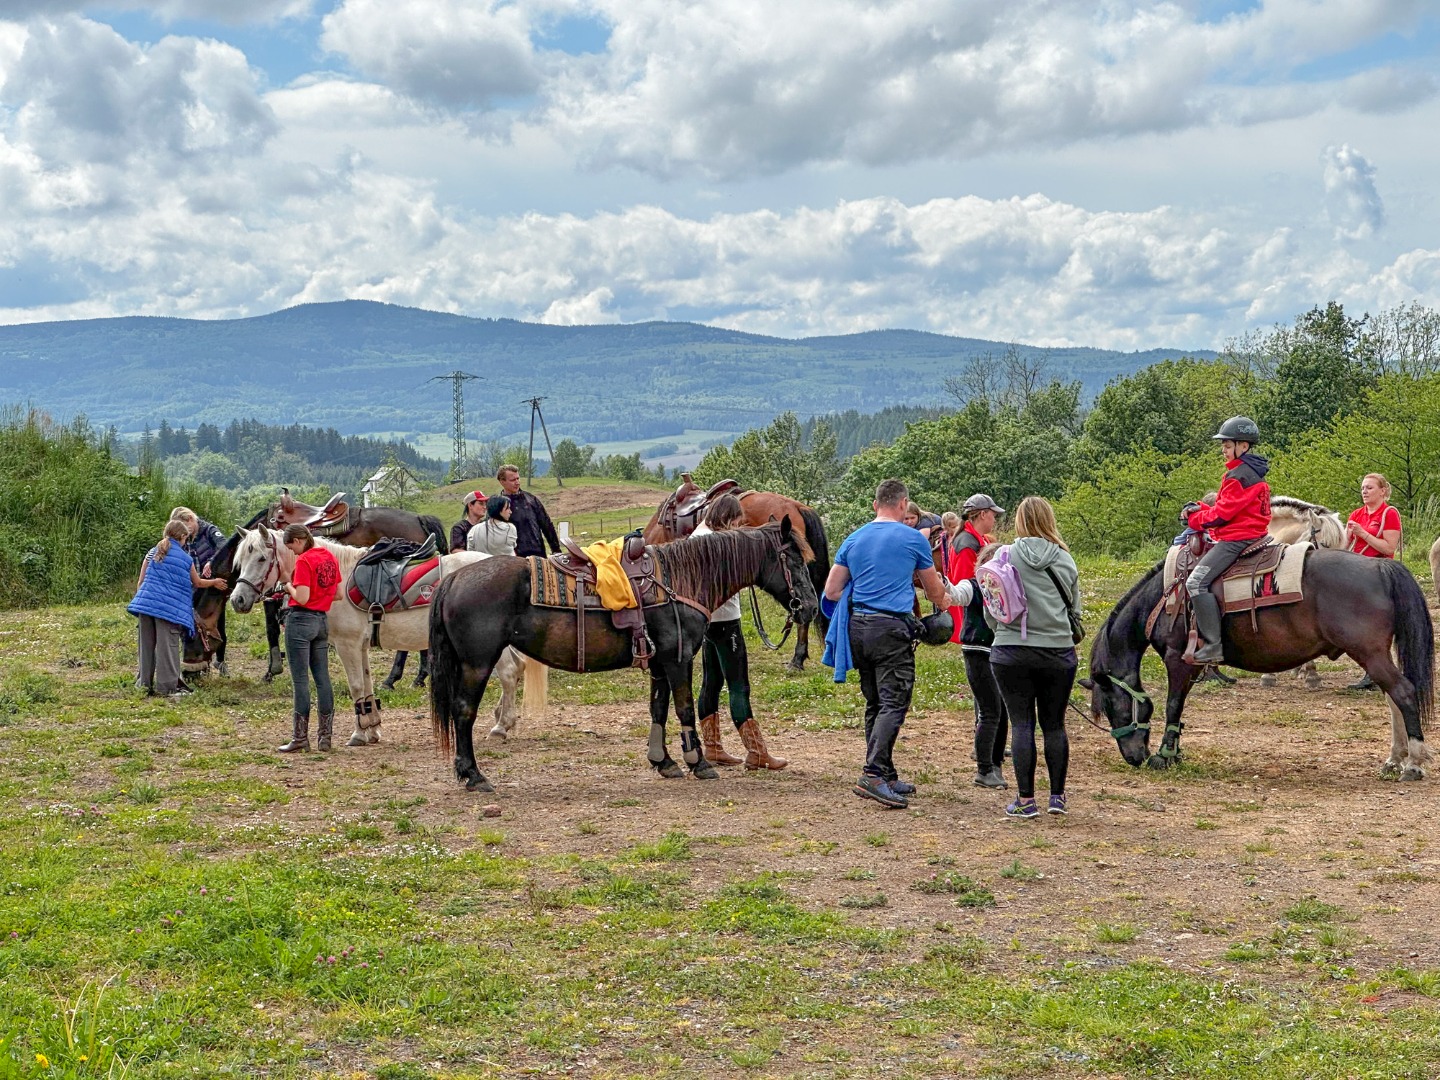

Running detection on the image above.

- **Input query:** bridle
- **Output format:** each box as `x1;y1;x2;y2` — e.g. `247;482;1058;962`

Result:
1096;674;1153;741
236;530;286;600
748;529;808;651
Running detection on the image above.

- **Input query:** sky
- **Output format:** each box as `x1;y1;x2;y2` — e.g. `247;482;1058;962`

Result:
0;0;1438;350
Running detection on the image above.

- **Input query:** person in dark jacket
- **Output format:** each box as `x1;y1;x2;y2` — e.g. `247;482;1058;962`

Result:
171;507;231;675
497;465;560;557
130;520;227;697
946;496;1009;788
1181;417;1271;664
450;490;487;553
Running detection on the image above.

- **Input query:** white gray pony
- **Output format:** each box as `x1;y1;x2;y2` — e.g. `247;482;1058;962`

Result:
1258;496;1347;689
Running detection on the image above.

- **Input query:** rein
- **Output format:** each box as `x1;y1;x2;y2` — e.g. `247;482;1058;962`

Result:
746;531;806;650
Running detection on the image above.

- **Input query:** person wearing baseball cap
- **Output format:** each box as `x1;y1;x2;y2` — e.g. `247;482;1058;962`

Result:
948;493;1009;789
450;490;487;553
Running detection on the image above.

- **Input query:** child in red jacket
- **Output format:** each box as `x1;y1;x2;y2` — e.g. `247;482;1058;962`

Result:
1182;416;1271;663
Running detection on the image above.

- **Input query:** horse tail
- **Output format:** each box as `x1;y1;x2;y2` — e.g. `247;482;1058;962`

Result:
419;514;447;550
798;505;831;627
428;575;463;757
1382;560;1435;727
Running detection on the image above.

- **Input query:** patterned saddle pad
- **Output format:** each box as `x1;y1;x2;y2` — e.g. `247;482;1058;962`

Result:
1163;540;1310;616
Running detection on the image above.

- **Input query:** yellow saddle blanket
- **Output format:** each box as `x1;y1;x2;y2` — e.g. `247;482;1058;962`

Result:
580;538;642;611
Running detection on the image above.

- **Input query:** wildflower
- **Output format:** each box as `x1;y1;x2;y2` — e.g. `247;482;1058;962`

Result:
78;1055;88;1063
35;1054;50;1068
199;887;208;896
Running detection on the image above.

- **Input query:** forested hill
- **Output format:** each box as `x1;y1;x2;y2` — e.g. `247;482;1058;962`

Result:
0;301;1215;442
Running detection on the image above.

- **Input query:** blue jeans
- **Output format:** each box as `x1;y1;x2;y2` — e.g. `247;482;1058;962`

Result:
285;609;334;717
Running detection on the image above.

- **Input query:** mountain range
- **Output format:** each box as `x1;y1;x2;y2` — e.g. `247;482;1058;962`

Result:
0;301;1217;444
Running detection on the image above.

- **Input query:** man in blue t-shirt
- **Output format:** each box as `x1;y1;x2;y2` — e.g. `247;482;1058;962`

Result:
826;479;964;809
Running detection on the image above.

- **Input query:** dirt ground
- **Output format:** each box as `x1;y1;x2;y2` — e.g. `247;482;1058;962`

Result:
220;661;1440;982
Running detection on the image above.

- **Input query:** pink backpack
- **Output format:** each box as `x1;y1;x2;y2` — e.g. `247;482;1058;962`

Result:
976;545;1028;639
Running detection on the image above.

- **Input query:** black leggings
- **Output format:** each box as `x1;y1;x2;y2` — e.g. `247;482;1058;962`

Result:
991;660;1075;799
697;619;752;728
964;649;1008;769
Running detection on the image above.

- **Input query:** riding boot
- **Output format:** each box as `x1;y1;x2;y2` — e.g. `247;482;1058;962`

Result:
738;718;788;771
1191;592;1225;664
277;713;310;753
265;646;284;681
699;713;743;766
317;712;334;751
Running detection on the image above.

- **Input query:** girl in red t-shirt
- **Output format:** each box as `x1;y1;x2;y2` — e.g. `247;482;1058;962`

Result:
1347;473;1401;559
276;524;341;753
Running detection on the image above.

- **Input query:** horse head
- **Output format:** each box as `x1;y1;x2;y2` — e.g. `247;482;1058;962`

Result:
230;527;284;614
757;517;819;626
1079;663;1154;768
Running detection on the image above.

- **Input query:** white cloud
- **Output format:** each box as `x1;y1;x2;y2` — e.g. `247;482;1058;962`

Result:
1323;143;1385;242
0;0;314;23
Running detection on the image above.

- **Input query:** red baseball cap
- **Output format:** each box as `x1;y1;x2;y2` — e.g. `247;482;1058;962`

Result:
464;490;486;506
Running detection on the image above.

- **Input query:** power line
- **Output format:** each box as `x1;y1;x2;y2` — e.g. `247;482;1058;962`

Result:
429;371;483;481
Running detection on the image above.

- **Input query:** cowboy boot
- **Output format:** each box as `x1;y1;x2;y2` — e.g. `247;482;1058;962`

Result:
699;713;743;766
264;647;284;682
1191;592;1225;664
738;718;788;771
277;713;310;753
317;712;334;751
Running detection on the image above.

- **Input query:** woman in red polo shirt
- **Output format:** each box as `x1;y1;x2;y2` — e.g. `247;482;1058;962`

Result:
1347;473;1401;559
277;524;341;754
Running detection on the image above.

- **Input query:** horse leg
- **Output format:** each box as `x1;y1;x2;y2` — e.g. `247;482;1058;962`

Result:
787;619;809;674
648;675;682;778
1366;652;1426;781
1259;672;1277;688
1303;661;1322;690
414;650;429;688
334;638;379;748
665;658;717;780
488;647;523;741
1148;660;1199;769
451;667;494;792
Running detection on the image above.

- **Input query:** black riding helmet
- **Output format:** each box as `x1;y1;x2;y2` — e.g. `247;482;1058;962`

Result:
1212;415;1260;444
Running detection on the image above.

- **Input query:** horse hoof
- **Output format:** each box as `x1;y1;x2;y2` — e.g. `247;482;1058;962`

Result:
692;762;720;780
466;774;494;792
366;728;381;745
379;680;397;691
1146;754;1172;770
654;760;684;779
1259;674;1277;688
1305;679;1323;691
487;726;508;742
347;732;367;747
785;662;805;675
1401;766;1424;782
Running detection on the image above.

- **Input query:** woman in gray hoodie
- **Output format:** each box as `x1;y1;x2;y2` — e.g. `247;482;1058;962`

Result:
985;496;1081;819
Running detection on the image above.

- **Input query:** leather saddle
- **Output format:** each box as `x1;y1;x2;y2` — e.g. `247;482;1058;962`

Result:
349;535;438;645
657;472;742;539
271;488;350;533
548;532;661;670
1155;535;1287;655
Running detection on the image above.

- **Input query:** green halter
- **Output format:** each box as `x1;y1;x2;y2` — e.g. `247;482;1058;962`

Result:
1106;677;1153;740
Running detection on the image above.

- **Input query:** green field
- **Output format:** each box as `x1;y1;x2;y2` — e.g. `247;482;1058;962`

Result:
2;552;1439;1078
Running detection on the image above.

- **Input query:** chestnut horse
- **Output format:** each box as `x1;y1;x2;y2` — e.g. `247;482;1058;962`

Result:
643;491;830;672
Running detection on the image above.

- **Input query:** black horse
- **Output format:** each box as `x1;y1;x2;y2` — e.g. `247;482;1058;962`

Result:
184;510;283;678
1083;549;1434;780
429;520;819;792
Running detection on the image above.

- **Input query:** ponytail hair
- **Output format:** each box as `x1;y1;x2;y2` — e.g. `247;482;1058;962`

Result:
154;519;189;562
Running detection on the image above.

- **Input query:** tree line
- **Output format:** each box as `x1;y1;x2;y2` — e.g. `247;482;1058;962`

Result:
707;302;1440;563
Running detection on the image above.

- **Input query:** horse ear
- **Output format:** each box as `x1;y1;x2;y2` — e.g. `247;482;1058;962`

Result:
779;515;793;539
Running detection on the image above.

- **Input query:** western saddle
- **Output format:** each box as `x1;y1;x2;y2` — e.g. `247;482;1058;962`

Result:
270;488;351;534
1156;533;1288;661
657;473;742;539
548;532;681;671
349;535;439;645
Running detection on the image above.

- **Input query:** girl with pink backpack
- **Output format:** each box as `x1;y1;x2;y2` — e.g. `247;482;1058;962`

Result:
981;497;1082;820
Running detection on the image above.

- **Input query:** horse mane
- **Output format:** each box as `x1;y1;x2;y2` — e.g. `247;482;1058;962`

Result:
1269;495;1346;549
652;523;811;611
1092;560;1165;673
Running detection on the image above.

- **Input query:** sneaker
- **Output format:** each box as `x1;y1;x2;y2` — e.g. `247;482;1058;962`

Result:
1004;797;1039;820
1347;674;1378;691
973;768;1007;789
889;778;917;796
1047;793;1068;816
853;775;909;809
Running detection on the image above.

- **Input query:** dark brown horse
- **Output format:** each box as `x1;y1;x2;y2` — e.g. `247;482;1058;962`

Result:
644;489;830;672
429;520;818;792
1083;549;1434;780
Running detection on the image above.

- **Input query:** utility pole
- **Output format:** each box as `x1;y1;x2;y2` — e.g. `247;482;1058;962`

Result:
430;371;482;481
522;396;562;487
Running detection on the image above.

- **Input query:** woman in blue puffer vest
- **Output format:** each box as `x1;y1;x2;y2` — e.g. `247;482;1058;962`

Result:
128;521;227;697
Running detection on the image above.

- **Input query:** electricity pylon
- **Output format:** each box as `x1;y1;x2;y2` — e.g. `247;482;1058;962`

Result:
430;371;482;481
522;396;561;487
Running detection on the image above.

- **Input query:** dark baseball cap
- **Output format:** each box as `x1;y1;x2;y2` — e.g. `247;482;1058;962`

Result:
962;493;1004;514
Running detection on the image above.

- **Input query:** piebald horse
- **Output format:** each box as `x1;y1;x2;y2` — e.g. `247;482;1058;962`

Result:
228;529;523;747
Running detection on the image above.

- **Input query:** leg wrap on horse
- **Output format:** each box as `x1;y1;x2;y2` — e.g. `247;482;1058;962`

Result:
680;726;702;766
355;697;384;730
647;722;668;765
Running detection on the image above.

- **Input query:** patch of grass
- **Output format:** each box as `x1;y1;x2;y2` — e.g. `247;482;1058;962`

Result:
839;892;888;909
0;665;61;714
477;828;506;847
864;832;890;848
913;871;995;908
629;830;692;861
999;859;1041;881
1195;817;1218;830
1285;897;1345;924
841;867;877;881
127;783;162;804
344;823;384;842
1095;923;1140;944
